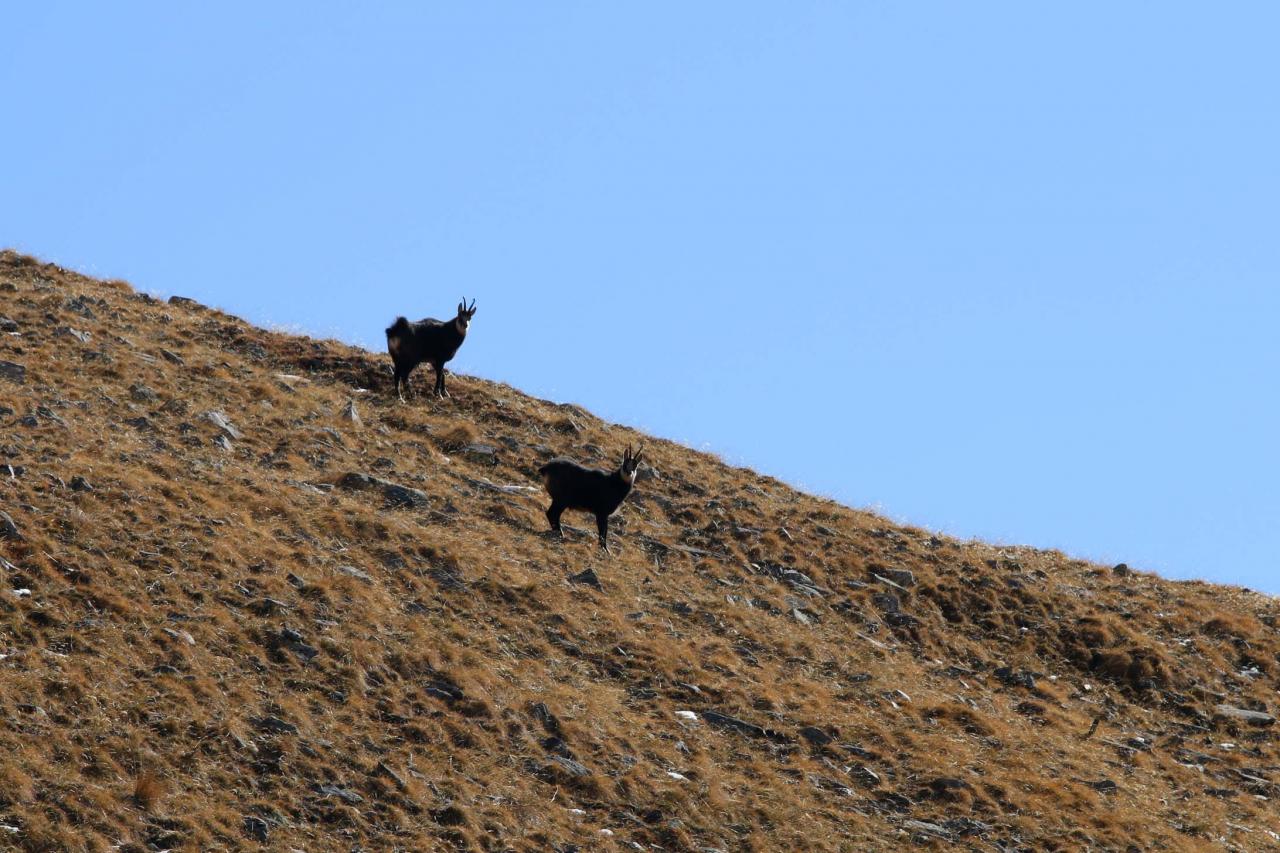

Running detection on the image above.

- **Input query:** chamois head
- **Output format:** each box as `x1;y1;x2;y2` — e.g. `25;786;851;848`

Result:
620;444;644;484
454;297;477;334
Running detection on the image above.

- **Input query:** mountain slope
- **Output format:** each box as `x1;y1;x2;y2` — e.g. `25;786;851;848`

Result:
0;249;1277;852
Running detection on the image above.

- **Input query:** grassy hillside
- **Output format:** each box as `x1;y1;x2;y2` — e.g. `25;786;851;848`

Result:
0;249;1277;852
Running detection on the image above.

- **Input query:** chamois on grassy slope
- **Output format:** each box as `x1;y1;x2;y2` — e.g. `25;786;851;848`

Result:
386;298;477;400
540;445;643;551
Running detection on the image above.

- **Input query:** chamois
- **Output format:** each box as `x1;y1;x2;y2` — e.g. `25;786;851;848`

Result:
386;298;477;400
540;445;643;550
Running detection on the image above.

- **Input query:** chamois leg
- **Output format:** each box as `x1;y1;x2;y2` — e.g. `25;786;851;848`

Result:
595;514;610;551
546;502;565;536
433;362;448;398
394;367;410;402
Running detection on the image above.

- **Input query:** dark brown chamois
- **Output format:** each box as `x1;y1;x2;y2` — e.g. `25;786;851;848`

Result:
539;445;643;550
386;298;477;400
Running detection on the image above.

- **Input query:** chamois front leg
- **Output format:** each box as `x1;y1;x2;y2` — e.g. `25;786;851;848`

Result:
433;362;449;398
546;502;565;536
595;514;610;552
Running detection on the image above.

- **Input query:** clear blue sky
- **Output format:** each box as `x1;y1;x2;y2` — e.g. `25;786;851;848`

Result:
4;4;1277;593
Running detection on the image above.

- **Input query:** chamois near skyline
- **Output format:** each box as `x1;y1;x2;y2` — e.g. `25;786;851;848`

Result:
540;445;643;551
386;298;477;400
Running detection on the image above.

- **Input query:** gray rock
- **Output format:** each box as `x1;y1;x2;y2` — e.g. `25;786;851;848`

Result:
702;711;788;742
904;820;951;840
315;784;363;804
568;567;603;590
124;416;155;431
871;593;900;614
201;410;242;440
334;565;373;583
55;327;91;343
337;471;429;508
0;316;17;332
242;816;270;843
994;666;1037;690
850;765;881;788
340;399;360;425
799;726;833;746
212;434;234;452
871;567;916;588
463;443;499;465
168;295;198;307
1214;704;1275;727
129;384;158;402
254;716;299;735
0;361;25;384
1112;563;1131;576
160;348;185;365
0;511;20;540
544;755;591;778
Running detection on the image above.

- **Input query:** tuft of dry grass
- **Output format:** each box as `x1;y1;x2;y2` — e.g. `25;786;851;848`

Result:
132;772;166;812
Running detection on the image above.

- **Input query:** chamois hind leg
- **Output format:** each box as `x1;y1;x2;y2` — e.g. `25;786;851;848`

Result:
595;514;610;551
546;502;566;536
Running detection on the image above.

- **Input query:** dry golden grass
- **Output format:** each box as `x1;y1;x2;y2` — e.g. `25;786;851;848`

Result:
0;249;1278;851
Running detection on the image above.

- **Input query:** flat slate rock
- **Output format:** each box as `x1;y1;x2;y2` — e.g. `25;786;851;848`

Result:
0;361;25;384
337;472;429;508
1214;704;1275;727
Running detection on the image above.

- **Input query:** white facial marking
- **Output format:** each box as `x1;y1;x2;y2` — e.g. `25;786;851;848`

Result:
388;338;400;355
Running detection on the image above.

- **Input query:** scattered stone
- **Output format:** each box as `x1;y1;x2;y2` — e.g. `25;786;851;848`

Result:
850;765;881;788
129;384;158;402
373;761;407;791
334;565;373;583
463;443;499;465
124;416;156;432
242;816;270;843
0;361;26;384
337;471;429;508
0;317;17;332
212;434;233;452
162;627;195;645
64;296;96;319
340;399;361;425
160;348;184;365
871;593;900;614
55;327;91;343
1087;778;1118;793
160;398;188;416
1214;705;1275;728
702;711;788;743
315;784;363;804
1112;563;1131;576
254;716;299;735
904;820;951;840
568;567;603;590
201;410;242;440
871;567;916;588
544;755;591;778
276;627;319;662
994;666;1037;690
799;726;833;746
168;296;198;307
0;512;21;540
18;415;38;428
